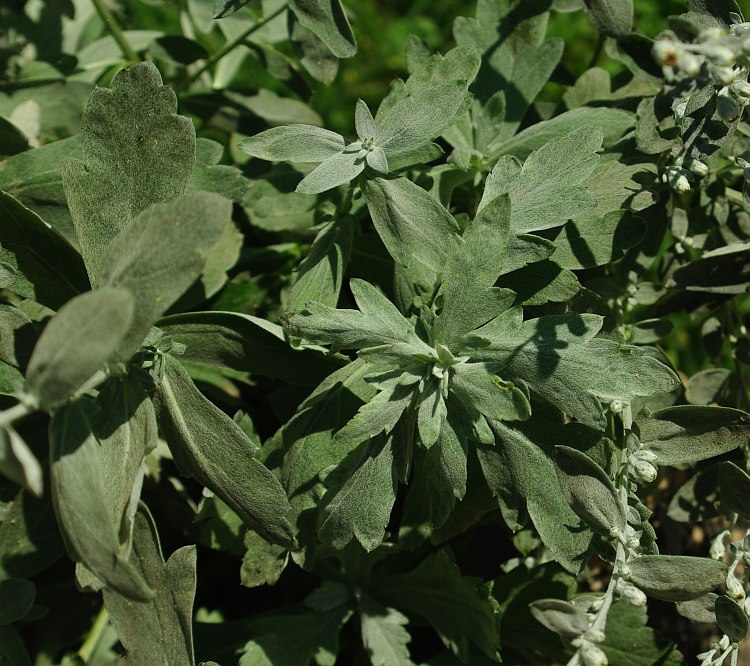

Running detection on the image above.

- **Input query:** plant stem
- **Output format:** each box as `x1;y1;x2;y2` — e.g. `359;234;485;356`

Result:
183;4;287;88
78;606;109;662
0;401;32;429
731;646;739;666
91;0;138;63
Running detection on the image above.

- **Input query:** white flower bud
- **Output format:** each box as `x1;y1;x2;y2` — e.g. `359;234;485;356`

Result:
631;458;658;484
634;449;658;463
663;165;693;194
719;635;731;650
677;51;702;76
743;595;750;615
585;629;606;644
673;99;688;119
698;28;726;42
581;643;609;666
590;597;604;612
726;573;746;599
732;80;750;99
619;564;632;579
653;39;680;66
710;530;730;560
702;45;735;66
622;584;648;607
718;94;742;122
686;158;710;177
713;65;738;85
610;400;623;414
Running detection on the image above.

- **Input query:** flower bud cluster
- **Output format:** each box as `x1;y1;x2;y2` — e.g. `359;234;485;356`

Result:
626;433;659;484
698;634;732;666
614;577;647;607
653;17;750;191
571;635;608;666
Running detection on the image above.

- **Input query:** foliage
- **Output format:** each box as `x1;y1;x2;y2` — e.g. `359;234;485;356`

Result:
2;0;750;665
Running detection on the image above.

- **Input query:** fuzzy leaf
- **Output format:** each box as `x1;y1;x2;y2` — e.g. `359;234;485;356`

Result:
288;0;356;58
49;400;154;601
153;356;296;548
97;192;232;361
627;555;727;602
296;149;365;194
0;578;35;625
583;0;633;37
480;127;602;233
636;406;750;466
360;596;414;666
239;125;345;163
62;62;195;278
103;504;196;665
554;445;626;536
451;362;531;422
715;596;749;643
529;599;590;637
26;288;134;410
0;190;89;310
718;462;750;518
317;433;398;551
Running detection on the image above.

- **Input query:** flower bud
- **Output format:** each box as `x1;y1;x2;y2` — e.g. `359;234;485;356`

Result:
610;400;623;414
633;449;658;463
673;99;688;119
581;643;609;666
702;45;735;66
686;158;710;177
726;573;746;599
619;564;632;579
631;458;658;484
732;80;750;99
653;39;680;67
698;28;726;41
585;629;606;644
710;530;730;560
677;51;702;76
662;165;693;194
718;94;742;122
622;584;648;607
713;65;738;85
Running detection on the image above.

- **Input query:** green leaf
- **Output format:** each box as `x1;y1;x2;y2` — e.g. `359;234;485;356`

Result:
480;126;602;233
364;177;461;273
103;504;197;666
296;149;364;194
289;216;354;310
0;626;31;666
635;406;750;466
529;598;590;636
600;601;684;666
62;62;195;278
0;490;65;579
583;0;633;37
554;445;626;536
0;427;43;497
153;356;296;548
627;555;727;602
240;531;288;588
0;190;89;310
376;549;500;662
97;192;232;361
452;362;531;422
239;125;345;163
26;288;134;410
317;433;398;551
718;462;750;518
49;401;154;601
0;578;34;625
478;418;596;573
675;593;718;624
158;311;343;386
359;596;414;666
288;0;356;58
715;596;749;643
464;311;679;430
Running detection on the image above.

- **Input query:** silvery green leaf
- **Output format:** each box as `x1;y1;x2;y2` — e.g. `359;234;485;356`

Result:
359;596;414;666
334;374;415;446
480;126;602;233
62;62;195;278
502;234;556;274
583;0;633;37
554;445;626;536
288;0;357;58
157;311;343;386
478;419;594;573
240;531;288;588
416;381;447;448
375;80;472;163
498;261;581;307
153;356;296;548
289;215;353;310
0;190;89;310
635;406;750;466
491;107;633;161
97;192;232;361
26;287;134;410
715;596;749;643
451;362;531;422
403;45;481;93
284;278;428;353
464;311;679;430
296;149;365;194
675;593;718;624
291;20;341;85
364;176;461;273
376;549;500;662
628;555;727;602
317;433;398;551
103;504;197;665
238;125;345;163
355;99;376;139
0;427;43;497
529;598;590;636
0;578;34;625
49;400;154;601
718;462;750;518
366;147;389;173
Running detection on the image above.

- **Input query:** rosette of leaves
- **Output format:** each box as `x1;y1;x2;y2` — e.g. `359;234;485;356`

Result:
239;44;481;194
281;172;680;561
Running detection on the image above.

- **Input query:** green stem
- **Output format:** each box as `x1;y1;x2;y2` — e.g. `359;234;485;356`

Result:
0;401;32;429
182;3;287;88
78;605;109;663
91;0;138;63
